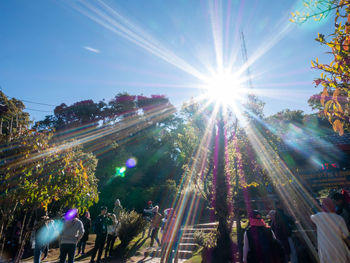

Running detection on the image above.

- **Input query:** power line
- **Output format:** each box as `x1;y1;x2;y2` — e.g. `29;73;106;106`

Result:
20;99;56;107
25;108;52;113
7;96;56;107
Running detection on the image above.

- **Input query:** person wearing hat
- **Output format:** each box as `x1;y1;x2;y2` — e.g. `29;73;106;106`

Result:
90;206;110;263
311;198;350;263
243;210;284;263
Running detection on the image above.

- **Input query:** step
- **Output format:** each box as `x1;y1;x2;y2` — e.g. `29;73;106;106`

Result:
194;222;218;229
178;243;198;251
181;233;194;238
177;250;193;259
180;237;195;243
182;227;214;234
148;249;193;259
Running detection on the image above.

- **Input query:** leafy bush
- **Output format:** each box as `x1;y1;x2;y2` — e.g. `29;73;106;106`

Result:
193;230;217;249
117;210;146;250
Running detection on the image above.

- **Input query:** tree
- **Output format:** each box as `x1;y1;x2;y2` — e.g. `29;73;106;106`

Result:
0;91;30;137
0;92;99;261
292;1;350;135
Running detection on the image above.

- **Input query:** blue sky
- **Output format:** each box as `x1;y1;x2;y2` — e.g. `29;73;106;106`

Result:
0;0;335;121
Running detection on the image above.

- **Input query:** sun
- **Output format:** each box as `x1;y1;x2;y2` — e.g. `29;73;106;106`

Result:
202;70;247;106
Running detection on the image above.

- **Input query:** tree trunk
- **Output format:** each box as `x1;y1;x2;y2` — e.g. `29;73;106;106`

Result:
0;218;7;257
213;107;232;262
14;210;33;263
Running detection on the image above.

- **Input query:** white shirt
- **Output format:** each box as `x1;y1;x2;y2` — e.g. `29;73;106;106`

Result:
311;212;350;263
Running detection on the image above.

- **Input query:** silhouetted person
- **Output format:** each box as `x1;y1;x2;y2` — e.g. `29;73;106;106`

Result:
90;206;108;263
270;201;293;262
77;211;91;255
243;210;285;263
332;192;350;230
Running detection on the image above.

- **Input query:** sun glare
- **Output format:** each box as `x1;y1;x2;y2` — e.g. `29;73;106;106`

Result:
203;71;247;106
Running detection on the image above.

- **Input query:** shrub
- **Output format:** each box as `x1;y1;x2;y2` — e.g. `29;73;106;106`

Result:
117;210;146;250
193;230;217;249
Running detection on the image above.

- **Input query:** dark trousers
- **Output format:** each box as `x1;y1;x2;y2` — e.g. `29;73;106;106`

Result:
77;239;87;254
105;234;117;258
34;244;44;263
42;244;49;258
59;243;76;263
150;228;160;247
90;234;106;263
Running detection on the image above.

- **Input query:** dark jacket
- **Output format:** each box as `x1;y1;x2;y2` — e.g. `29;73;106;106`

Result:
93;215;108;236
271;209;293;255
81;217;91;241
336;203;350;230
246;226;284;263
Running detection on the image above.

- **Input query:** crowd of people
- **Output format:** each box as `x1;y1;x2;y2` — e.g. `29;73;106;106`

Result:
4;190;350;263
30;199;123;263
1;198;179;263
243;190;350;263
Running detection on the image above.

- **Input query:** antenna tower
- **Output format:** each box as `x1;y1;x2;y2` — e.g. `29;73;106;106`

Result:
240;31;253;89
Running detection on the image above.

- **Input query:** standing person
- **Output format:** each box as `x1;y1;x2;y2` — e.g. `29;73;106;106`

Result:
104;213;118;259
270;201;293;262
41;218;55;260
243;210;284;263
311;198;350;263
150;206;162;247
90;206;108;263
113;199;123;221
77;211;91;255
33;215;51;263
332;192;350;230
142;201;154;238
160;209;180;263
59;210;84;263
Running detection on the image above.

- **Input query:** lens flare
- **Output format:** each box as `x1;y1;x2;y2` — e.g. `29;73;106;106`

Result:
115;166;126;177
202;71;247;106
126;158;137;168
36;219;64;245
64;208;78;221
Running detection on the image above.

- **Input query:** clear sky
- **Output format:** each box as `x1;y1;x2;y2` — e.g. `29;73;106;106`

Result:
0;0;335;121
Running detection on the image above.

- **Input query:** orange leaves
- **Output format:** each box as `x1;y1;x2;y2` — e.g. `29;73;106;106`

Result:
333;88;340;102
321;87;329;106
333;119;344;135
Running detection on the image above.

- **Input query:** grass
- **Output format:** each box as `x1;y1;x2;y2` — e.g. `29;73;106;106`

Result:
183;248;202;263
21;232;147;263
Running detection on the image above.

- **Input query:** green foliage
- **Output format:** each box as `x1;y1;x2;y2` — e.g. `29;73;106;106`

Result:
0;91;30;137
290;0;340;23
0;129;99;214
293;1;350;135
193;230;217;249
